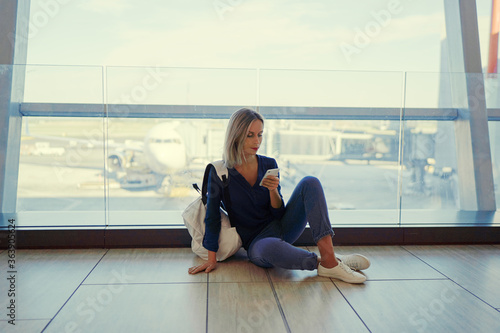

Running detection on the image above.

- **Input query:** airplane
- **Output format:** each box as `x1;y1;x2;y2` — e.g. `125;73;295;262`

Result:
106;121;200;194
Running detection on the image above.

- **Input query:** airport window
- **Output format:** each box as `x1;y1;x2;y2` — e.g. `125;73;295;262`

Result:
2;1;500;233
2;64;497;228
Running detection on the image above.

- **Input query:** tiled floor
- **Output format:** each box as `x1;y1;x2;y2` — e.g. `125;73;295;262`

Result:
1;245;500;332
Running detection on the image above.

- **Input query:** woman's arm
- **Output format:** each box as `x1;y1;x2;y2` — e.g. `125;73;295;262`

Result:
261;158;285;216
189;167;222;274
202;167;223;252
261;176;282;208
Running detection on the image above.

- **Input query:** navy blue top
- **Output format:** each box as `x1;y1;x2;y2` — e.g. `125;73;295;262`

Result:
202;155;286;252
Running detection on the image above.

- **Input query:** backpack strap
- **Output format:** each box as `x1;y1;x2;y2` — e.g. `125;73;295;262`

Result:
198;160;235;227
211;160;228;183
199;163;213;205
212;161;234;227
199;160;228;204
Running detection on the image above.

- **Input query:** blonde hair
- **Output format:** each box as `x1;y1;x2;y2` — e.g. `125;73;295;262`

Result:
223;108;264;168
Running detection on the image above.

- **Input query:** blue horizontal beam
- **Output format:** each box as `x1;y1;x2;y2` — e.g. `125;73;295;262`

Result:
19;103;467;120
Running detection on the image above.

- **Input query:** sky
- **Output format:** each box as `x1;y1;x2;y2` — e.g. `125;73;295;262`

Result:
20;0;496;106
25;0;448;70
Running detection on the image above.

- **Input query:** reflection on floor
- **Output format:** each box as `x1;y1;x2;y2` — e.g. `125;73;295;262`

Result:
1;245;499;332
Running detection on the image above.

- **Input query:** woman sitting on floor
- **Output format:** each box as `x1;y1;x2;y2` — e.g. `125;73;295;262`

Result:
189;108;370;283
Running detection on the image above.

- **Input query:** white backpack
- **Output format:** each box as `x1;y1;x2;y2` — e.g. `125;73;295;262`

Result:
182;160;242;261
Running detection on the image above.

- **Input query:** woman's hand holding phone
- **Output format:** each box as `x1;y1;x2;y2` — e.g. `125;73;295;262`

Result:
260;168;280;190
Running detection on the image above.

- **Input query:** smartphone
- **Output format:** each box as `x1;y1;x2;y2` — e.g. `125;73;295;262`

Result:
259;168;280;186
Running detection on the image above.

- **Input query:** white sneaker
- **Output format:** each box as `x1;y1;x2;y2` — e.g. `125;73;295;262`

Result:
336;253;371;271
318;261;366;284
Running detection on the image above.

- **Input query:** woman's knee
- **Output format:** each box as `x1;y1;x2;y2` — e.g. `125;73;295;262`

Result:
249;237;280;258
298;176;323;191
248;238;282;268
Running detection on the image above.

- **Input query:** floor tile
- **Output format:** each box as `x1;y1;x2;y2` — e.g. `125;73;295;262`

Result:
208;249;268;282
404;245;500;308
0;319;49;333
329;245;445;280
336;279;500;333
273;281;368;332
0;249;106;320
84;248;206;284
44;283;207;333
208;282;287;333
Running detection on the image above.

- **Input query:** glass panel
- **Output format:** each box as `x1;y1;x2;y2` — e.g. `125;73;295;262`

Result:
259;70;403;108
15;65;105;227
404;71;443;108
16;116;106;227
272;119;402;226
106;66;257;107
400;119;458;208
401;72;500;224
401;72;460;224
24;65;103;104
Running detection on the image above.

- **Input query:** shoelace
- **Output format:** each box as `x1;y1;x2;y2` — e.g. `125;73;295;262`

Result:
338;262;357;276
344;260;359;269
338;256;362;270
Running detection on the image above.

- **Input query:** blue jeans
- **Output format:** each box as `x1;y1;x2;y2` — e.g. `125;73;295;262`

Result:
247;176;334;271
